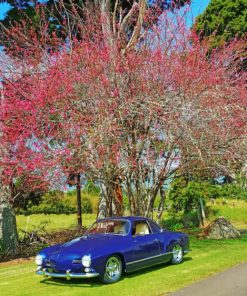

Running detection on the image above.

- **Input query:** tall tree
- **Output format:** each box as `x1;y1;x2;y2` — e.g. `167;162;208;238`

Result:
1;5;246;222
0;113;19;253
0;1;191;227
0;1;190;48
195;0;247;47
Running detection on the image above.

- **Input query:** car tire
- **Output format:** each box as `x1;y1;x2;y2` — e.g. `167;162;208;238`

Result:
101;255;122;284
170;243;183;265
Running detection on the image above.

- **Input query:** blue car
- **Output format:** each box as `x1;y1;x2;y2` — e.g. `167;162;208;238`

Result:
36;216;190;284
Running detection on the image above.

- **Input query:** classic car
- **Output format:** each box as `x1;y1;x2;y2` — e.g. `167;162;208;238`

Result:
36;216;190;284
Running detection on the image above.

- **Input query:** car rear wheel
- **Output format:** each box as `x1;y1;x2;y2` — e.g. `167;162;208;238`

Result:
101;255;122;284
171;243;183;264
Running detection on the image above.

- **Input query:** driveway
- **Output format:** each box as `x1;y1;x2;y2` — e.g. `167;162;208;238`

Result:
169;262;247;296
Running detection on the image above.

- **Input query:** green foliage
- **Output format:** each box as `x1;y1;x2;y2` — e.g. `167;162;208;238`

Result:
196;0;247;46
19;190;94;215
21;197;76;215
0;239;3;253
13;191;43;213
84;180;100;194
168;177;209;215
162;211;199;230
163;217;184;231
11;177;44;213
168;176;247;217
214;183;247;201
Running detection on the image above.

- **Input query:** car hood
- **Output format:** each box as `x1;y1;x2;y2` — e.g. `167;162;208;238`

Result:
44;234;126;259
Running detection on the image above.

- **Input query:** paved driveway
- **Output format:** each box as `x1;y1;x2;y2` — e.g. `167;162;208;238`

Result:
169;262;247;296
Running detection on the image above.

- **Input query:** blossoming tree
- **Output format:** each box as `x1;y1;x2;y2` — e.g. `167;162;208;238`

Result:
0;1;246;251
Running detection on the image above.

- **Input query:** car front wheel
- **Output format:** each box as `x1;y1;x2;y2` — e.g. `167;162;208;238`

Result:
101;255;122;284
171;243;183;264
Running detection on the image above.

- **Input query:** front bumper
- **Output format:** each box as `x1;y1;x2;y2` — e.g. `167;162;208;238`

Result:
36;268;99;280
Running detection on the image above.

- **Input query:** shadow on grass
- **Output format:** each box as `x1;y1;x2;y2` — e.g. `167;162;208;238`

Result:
124;257;192;279
40;257;193;288
40;277;103;288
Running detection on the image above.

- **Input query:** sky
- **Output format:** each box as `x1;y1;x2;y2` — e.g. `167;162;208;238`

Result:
0;0;211;21
190;0;211;18
0;2;12;20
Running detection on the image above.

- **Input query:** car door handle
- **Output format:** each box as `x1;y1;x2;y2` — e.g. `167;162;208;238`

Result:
154;239;159;243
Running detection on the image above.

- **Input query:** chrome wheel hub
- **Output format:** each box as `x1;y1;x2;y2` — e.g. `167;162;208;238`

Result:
106;258;121;280
173;245;183;262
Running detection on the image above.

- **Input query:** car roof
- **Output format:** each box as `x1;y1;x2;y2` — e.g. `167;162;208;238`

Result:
97;216;149;222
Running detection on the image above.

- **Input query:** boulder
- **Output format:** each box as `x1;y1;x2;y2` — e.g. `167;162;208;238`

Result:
199;217;240;239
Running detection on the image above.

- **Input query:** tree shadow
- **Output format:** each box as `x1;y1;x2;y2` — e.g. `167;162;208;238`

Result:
39;257;193;287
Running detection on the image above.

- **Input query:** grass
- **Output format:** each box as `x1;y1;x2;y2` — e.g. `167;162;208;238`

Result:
208;198;247;229
17;214;96;237
0;234;247;296
5;198;247;295
16;198;247;238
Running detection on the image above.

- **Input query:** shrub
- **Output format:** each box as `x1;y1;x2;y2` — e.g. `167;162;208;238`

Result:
161;210;199;231
19;190;94;215
168;176;247;218
22;200;76;215
84;180;100;195
81;198;93;214
168;177;209;215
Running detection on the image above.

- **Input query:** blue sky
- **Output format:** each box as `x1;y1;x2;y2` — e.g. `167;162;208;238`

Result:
190;0;210;18
0;0;210;21
0;2;12;20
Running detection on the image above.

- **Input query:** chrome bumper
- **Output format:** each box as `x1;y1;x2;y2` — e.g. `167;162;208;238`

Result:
36;268;99;280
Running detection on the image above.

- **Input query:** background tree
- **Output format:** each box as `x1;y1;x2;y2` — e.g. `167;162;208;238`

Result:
168;177;210;226
0;1;192;234
0;1;246;255
195;0;246;46
0;1;190;49
2;6;246;221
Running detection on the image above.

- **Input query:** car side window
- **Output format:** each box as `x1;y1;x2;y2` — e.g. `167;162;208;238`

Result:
148;220;161;233
132;220;151;236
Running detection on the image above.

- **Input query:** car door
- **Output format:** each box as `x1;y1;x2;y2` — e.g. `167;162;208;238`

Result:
128;220;162;271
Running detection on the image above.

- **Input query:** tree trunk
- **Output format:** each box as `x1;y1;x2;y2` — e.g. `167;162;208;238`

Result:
112;182;123;216
199;198;205;227
0;183;19;254
97;183;108;219
76;173;82;227
157;187;166;225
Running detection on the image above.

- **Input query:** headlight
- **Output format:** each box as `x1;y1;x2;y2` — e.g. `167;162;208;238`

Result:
35;255;43;266
82;255;91;267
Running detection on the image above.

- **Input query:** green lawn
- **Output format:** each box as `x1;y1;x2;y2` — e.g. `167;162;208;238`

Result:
17;214;96;236
16;199;247;238
209;199;247;229
1;234;247;296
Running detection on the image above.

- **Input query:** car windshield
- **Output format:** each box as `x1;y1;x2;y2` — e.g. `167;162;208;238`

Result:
85;219;130;236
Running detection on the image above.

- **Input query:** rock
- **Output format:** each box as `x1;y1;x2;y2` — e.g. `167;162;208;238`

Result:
199;217;240;239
